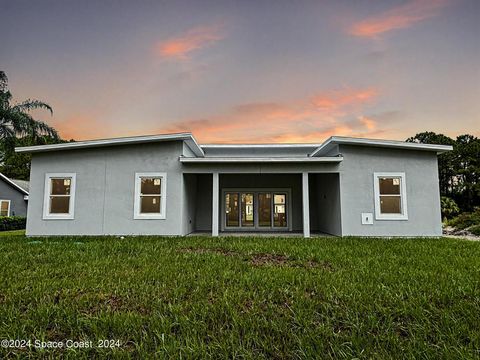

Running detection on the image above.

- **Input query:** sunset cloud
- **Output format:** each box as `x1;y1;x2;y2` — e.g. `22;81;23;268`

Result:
358;115;376;130
311;88;378;111
157;24;225;59
161;87;381;143
349;0;450;38
53;115;113;140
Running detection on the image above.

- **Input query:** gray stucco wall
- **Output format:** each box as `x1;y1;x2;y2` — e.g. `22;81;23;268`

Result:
183;174;197;235
309;173;341;236
26;139;443;237
337;145;442;237
0;180;27;217
195;174;213;231
27;141;185;236
201;145;319;158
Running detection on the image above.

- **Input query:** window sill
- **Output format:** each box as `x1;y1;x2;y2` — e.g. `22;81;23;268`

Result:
134;214;166;220
43;214;75;220
375;215;408;221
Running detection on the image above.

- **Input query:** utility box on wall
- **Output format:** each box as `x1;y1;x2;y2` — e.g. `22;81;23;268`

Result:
361;213;373;225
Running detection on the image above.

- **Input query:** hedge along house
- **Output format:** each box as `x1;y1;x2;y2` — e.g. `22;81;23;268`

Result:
16;133;452;237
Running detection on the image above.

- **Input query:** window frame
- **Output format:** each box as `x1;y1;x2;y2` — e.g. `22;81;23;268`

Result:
133;172;167;220
43;173;76;220
0;200;11;217
373;172;408;221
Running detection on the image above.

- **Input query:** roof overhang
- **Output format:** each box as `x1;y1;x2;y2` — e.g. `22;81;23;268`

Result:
0;173;29;195
180;156;343;163
310;136;453;157
15;133;205;157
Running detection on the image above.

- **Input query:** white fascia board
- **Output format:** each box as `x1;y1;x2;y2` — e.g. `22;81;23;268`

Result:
180;157;343;163
15;133;204;157
310;136;453;157
200;143;321;148
0;173;29;195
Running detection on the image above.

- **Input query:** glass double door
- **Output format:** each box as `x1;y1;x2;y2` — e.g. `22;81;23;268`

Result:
225;191;288;230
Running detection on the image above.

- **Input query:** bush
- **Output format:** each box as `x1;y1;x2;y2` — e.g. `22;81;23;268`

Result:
447;208;480;230
441;196;460;220
470;225;480;236
0;216;27;231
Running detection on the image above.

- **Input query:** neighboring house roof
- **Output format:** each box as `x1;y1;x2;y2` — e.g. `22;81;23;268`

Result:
310;136;453;157
0;173;29;195
15;133;205;157
15;133;453;158
11;179;30;192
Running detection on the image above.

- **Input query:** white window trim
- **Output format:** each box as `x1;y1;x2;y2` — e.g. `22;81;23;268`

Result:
134;172;167;220
0;200;11;217
373;172;408;221
43;173;76;220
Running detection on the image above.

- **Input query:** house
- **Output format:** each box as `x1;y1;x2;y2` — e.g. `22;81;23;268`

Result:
0;173;29;217
15;133;452;237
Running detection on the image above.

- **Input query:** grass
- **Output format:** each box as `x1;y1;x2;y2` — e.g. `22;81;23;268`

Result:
0;229;25;236
0;235;479;359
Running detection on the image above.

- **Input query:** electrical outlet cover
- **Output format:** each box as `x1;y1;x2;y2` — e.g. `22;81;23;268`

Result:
361;213;373;225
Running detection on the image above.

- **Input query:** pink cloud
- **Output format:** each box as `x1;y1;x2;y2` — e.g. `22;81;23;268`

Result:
349;0;450;38
157;24;225;60
160;87;381;143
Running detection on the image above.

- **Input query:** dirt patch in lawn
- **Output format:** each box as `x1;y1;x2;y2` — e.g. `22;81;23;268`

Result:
250;253;290;266
178;247;240;256
178;247;334;270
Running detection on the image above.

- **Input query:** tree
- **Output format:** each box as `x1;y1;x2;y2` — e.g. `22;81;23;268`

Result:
407;131;480;211
406;132;456;196
0;71;64;179
0;71;59;143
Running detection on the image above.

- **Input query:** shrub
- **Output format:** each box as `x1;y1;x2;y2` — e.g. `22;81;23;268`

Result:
470;225;480;236
0;216;27;231
441;196;460;220
447;208;480;230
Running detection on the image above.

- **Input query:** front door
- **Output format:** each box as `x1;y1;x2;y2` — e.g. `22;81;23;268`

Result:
223;190;289;231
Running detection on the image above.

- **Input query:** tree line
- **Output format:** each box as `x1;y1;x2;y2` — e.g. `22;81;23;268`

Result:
407;132;480;212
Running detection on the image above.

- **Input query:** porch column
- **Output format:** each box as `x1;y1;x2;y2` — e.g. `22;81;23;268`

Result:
212;172;219;237
302;172;310;238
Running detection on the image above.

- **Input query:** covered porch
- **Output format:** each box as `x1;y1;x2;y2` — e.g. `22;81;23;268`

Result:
183;172;342;237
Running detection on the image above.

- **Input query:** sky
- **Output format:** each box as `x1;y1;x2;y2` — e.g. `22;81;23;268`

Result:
1;0;479;143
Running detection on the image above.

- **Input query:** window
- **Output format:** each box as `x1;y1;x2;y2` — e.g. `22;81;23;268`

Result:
0;200;10;217
373;172;408;220
223;190;290;229
273;193;287;227
134;172;167;219
43;173;76;219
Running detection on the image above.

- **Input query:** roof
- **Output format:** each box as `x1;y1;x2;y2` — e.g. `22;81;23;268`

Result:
15;133;205;157
15;133;453;158
0;173;29;195
11;179;30;192
310;136;453;157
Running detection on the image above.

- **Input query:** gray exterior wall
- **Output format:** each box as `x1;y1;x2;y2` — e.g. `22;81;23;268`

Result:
0;181;28;217
25;139;443;237
337;145;442;237
195;174;212;231
183;174;197;235
309;173;341;236
27;141;186;236
201;145;319;158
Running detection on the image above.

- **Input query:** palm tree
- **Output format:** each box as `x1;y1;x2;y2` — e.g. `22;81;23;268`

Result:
0;71;59;142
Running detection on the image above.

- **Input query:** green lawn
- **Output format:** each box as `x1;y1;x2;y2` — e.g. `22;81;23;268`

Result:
0;235;479;359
